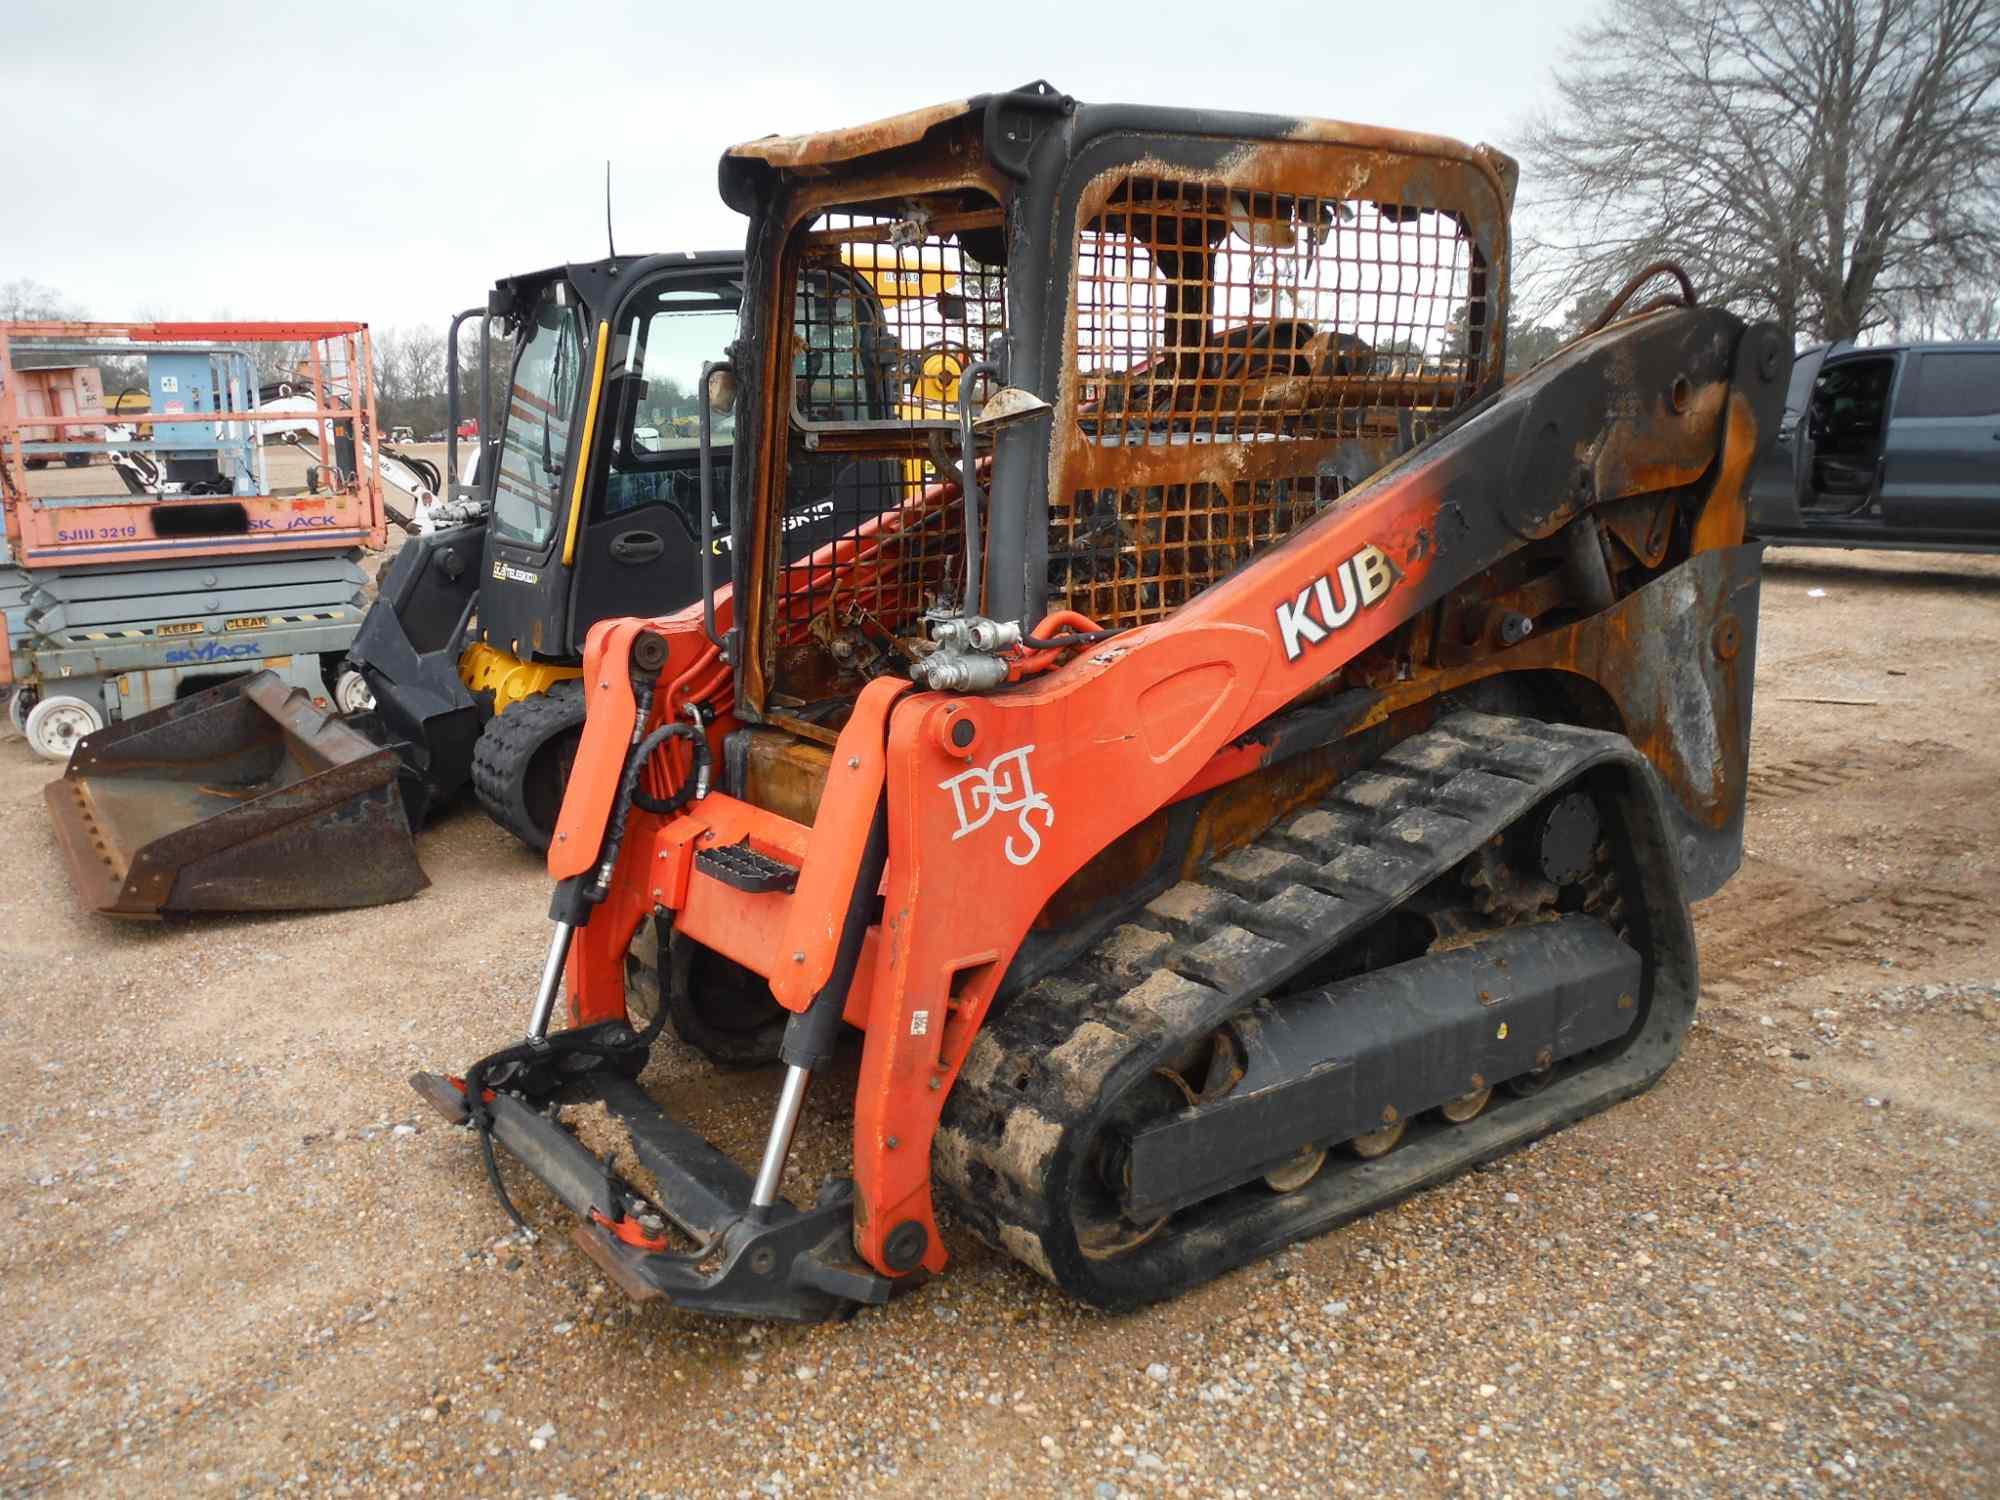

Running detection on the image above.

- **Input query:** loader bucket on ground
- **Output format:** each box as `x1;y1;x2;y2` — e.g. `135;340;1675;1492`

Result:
46;671;429;918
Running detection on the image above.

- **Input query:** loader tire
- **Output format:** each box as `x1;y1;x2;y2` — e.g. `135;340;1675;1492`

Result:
664;930;789;1068
471;680;586;853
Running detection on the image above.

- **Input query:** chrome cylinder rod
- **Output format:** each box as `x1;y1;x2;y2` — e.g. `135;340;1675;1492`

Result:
749;1064;813;1213
524;921;576;1044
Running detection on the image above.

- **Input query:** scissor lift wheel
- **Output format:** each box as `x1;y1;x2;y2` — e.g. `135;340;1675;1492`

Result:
24;694;104;764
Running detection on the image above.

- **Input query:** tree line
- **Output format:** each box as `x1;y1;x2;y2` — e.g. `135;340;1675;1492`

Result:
9;0;1996;406
1;277;496;440
1519;0;1998;347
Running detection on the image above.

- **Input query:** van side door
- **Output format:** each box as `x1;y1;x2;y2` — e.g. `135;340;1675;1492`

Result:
1747;345;1828;533
1879;349;2000;535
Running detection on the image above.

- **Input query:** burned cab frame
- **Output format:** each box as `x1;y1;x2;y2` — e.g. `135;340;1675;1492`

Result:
415;84;1787;1324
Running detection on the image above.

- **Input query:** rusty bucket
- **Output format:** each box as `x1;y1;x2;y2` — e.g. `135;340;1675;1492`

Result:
45;671;428;917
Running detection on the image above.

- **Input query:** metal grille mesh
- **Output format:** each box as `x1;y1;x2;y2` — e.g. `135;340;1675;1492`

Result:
1051;476;1337;626
1054;177;1485;627
773;207;1006;707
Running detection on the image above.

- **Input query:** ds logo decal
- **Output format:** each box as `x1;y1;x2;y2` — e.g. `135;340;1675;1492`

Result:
1275;543;1397;662
939;745;1055;867
491;561;539;584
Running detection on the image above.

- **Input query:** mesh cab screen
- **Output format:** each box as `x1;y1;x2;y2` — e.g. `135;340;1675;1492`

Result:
770;203;1007;713
1053;177;1488;628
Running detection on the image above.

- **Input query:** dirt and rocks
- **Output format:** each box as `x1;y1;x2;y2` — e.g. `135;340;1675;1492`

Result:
0;544;1995;1498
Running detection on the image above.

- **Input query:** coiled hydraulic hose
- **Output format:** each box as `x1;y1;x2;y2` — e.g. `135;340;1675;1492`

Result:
627;720;711;816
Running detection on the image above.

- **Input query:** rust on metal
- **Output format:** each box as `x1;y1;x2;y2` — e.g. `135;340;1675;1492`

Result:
1043;141;1508;633
725;98;976;171
45;671;428;917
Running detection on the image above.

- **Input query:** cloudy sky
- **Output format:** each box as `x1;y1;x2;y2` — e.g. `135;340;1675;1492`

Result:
2;0;1598;332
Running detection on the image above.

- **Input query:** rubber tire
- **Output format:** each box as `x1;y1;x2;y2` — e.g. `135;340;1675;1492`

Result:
664;928;789;1068
332;668;375;715
470;680;586;852
24;693;105;764
5;687;33;736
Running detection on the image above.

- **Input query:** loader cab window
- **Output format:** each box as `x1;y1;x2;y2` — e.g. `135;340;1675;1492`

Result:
602;284;742;527
623;291;740;456
1073;188;1482;448
491;285;587;550
1059;175;1488;629
761;197;1009;714
791;267;892;425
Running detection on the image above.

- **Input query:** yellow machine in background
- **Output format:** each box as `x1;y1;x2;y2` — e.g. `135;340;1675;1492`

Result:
457;641;582;716
839;243;977;487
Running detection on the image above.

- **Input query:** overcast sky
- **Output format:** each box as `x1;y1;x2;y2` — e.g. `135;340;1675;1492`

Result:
2;0;1598;331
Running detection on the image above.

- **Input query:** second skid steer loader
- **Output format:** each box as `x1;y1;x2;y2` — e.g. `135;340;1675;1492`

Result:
47;248;924;913
416;86;1787;1320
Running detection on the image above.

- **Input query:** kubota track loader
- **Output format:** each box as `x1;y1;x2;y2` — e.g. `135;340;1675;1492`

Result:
415;85;1787;1320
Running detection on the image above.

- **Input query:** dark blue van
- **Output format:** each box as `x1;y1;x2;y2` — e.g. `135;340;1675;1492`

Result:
1749;341;2000;552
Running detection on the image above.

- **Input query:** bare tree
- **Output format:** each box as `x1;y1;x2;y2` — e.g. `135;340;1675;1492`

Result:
1519;0;2000;344
2;280;88;369
0;278;81;322
1889;282;2000;340
395;327;448;409
367;326;457;435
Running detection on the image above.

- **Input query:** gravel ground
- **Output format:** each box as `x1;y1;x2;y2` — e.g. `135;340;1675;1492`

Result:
1;544;1996;1498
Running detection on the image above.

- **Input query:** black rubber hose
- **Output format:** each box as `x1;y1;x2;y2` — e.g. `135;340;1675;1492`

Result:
577;679;657;905
1020;627;1125;651
1579;262;1698;337
628;722;710;816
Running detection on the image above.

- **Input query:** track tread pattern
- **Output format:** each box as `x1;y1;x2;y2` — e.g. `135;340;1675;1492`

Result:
471;680;586;852
935;710;1652;1309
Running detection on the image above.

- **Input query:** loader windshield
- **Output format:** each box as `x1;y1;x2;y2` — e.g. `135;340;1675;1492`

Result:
491;285;587;549
603;285;741;523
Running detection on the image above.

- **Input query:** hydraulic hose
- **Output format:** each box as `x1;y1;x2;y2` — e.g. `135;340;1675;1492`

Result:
627;721;711;816
1010;609;1124;679
1579;262;1698;337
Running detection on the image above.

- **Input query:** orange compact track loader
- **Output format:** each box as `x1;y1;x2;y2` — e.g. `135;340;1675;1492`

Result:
414;85;1788;1321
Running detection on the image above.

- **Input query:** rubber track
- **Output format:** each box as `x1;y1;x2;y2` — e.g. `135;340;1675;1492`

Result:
471;681;585;852
935;710;1689;1310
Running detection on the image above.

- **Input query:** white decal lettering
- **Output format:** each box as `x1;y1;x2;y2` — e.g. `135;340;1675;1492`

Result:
1352;544;1395;606
1313;559;1359;631
1276;586;1327;662
938;745;1055;866
1272;544;1400;663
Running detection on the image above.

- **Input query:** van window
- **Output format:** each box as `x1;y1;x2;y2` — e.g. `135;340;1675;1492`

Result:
1903;352;2000;419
